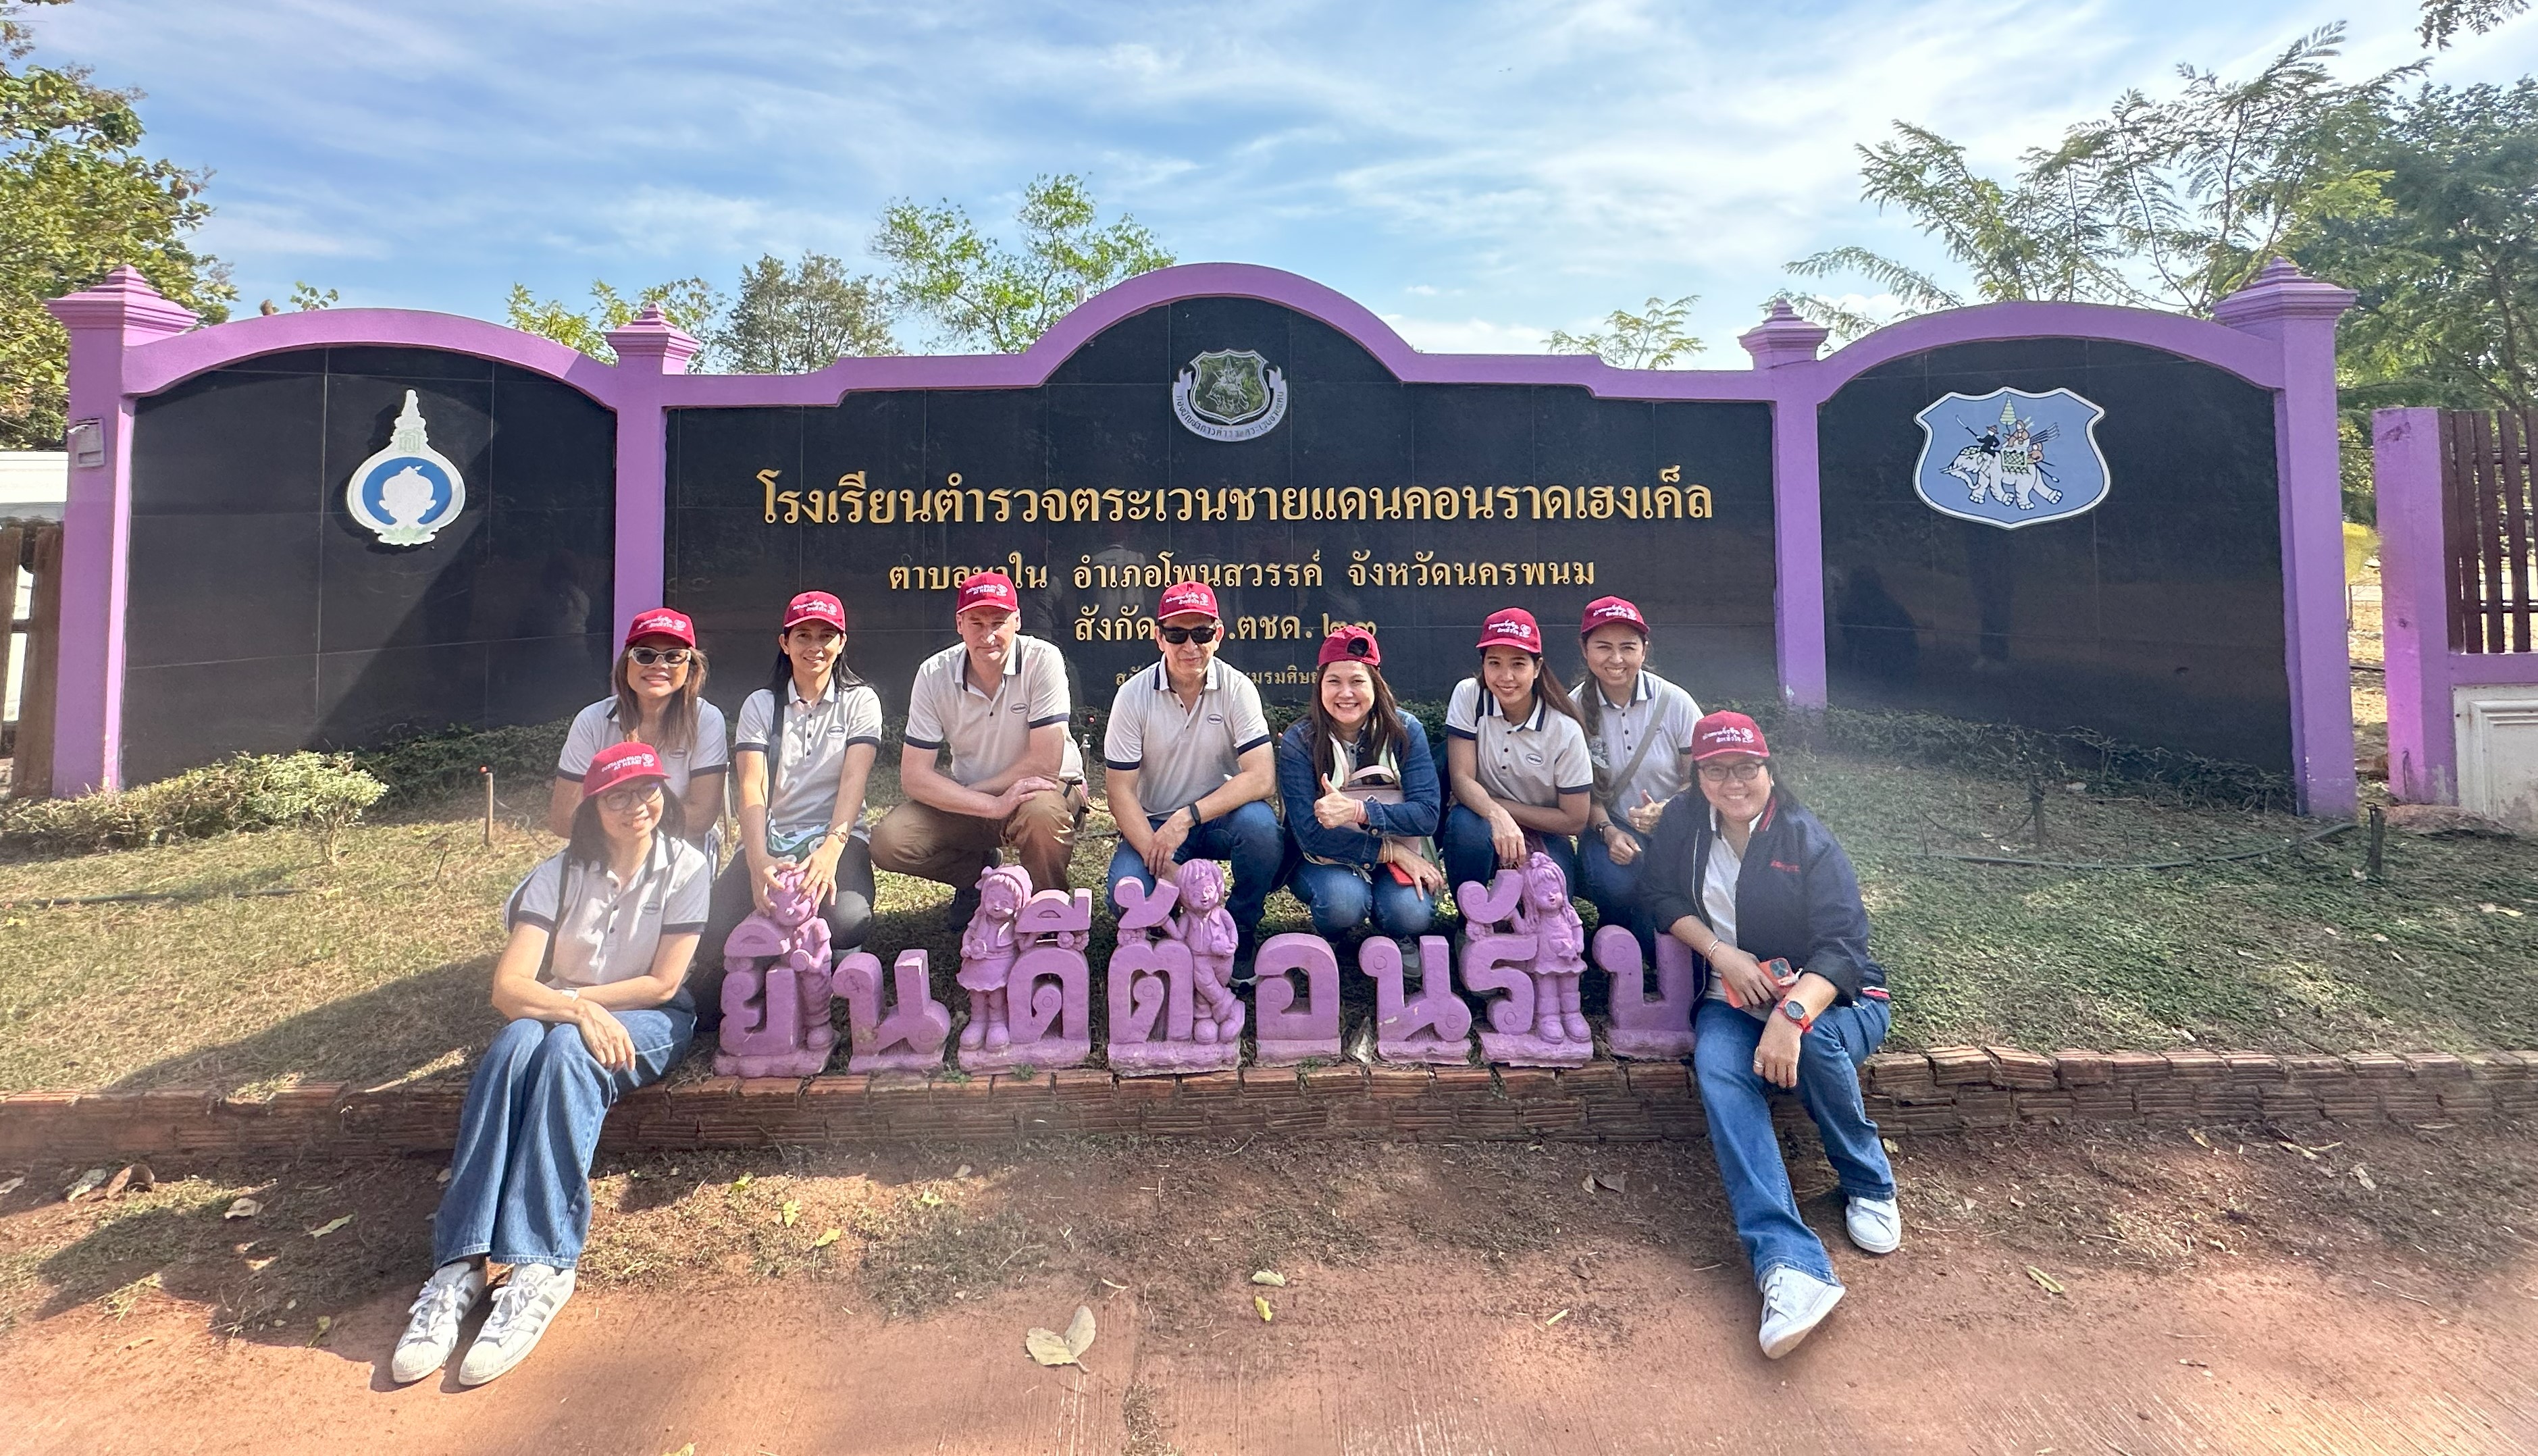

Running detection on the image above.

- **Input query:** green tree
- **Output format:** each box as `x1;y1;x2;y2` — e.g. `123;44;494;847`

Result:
503;277;723;365
873;174;1173;353
1;0;234;448
2420;0;2529;47
1545;294;1703;367
710;252;895;373
1786;26;2411;336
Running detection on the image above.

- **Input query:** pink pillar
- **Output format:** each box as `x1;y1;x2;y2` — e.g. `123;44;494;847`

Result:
601;307;698;635
42;267;199;794
1740;302;1832;709
2373;407;2454;802
2212;259;2358;817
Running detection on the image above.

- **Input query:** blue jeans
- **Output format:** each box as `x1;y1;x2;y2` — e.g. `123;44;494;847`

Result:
1288;858;1436;939
1441;804;1578;901
431;1008;694;1270
1692;995;1894;1289
1104;800;1285;935
1578;825;1653;947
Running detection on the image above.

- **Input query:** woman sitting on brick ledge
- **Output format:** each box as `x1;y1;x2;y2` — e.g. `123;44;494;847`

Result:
1640;710;1898;1359
388;740;710;1389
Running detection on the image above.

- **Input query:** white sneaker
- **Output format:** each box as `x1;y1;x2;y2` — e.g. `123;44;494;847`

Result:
388;1261;486;1384
1845;1195;1902;1255
1757;1266;1844;1359
457;1264;575;1386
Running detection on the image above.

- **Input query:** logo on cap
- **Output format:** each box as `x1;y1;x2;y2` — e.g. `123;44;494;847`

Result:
625;608;696;647
955;572;1020;617
1478;608;1543;651
783;592;847;631
1157;580;1220;619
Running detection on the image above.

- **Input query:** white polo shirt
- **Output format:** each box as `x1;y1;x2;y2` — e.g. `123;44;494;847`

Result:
1571;668;1703;812
556;697;731;804
1102;659;1272;816
733;674;885;852
904;634;1076;788
1444;677;1595;808
505;833;712;990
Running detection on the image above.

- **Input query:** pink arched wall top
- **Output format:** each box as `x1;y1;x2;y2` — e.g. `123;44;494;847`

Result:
123;306;621;402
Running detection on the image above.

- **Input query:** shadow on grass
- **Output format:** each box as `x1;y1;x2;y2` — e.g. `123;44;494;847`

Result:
99;956;507;1095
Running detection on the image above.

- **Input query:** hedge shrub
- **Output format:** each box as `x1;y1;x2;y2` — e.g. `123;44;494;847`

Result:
1;752;388;854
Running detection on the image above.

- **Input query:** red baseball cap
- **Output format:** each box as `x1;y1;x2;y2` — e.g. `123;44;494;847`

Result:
583;741;671;798
1476;607;1543;654
1690;710;1770;761
782;591;848;632
1580;596;1649;638
1318;625;1380;668
623;606;696;648
1157;580;1220;621
954;571;1020;618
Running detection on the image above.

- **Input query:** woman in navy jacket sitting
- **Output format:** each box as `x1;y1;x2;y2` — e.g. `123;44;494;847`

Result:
1641;710;1898;1361
1274;625;1447;939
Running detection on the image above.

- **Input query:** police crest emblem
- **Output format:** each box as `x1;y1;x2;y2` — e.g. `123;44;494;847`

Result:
346;390;467;546
1912;387;2110;529
1172;348;1288;442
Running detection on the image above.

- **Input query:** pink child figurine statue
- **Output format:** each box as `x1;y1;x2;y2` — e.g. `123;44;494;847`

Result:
1511;851;1592;1043
957;864;1032;1054
1173;860;1245;1045
715;863;837;1078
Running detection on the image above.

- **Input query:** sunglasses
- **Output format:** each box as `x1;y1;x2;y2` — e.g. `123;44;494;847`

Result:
1160;625;1219;644
597;783;665;811
1697;760;1767;784
627;647;693;667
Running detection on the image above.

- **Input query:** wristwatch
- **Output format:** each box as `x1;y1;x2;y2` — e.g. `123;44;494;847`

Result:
1779;997;1815;1034
1185;804;1204;831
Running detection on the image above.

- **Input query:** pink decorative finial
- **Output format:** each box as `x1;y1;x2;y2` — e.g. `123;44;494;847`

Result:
1738;298;1830;370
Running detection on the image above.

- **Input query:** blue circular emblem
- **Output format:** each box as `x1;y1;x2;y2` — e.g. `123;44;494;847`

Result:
345;390;468;546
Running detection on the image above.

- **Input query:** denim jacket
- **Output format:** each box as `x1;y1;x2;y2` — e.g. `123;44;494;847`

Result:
1640;788;1890;1006
1274;713;1441;870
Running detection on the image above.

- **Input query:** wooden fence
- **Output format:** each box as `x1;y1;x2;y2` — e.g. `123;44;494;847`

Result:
2441;408;2538;652
1;521;63;798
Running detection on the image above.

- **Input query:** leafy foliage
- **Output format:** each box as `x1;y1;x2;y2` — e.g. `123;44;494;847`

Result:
286;281;336;311
873;174;1174;353
502;277;723;365
1544;294;1703;367
0;0;234;448
2420;0;2530;47
351;719;573;807
0;752;386;854
710;252;896;373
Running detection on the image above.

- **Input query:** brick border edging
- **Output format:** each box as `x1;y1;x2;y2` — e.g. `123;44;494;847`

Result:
3;1047;2532;1165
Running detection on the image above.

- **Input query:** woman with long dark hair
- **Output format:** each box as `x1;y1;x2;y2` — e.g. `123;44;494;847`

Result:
1275;625;1445;939
548;607;727;853
389;742;709;1386
1439;606;1594;893
1642;710;1898;1359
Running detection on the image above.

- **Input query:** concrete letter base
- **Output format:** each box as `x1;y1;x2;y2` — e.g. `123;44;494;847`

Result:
835;947;954;1074
1357;935;1474;1065
1251;932;1342;1066
1596;925;1697;1060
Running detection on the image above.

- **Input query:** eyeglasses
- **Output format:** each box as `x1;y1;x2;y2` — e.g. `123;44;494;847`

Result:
627;647;692;667
1160;625;1218;644
597;783;665;811
1697;760;1767;784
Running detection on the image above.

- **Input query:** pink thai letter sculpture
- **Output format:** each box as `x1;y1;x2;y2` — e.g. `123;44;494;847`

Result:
1454;852;1594;1067
1595;925;1697;1060
958;866;1095;1074
1251;932;1342;1066
715;864;837;1077
1356;935;1474;1064
833;947;954;1074
1105;873;1237;1075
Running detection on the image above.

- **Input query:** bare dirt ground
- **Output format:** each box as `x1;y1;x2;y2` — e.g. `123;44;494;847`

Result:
4;1120;2536;1455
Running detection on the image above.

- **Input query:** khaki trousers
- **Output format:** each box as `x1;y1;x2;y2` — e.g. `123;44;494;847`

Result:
869;784;1085;894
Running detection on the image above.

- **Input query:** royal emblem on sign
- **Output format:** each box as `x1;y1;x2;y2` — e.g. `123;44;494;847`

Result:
1172;348;1288;442
346;390;467;546
1912;387;2109;529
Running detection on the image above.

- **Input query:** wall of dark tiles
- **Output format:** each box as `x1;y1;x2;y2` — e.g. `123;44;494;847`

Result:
1817;338;2289;771
124;347;614;781
667;299;1779;723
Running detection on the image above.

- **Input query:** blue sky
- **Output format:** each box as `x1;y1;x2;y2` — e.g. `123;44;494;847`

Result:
30;0;2538;364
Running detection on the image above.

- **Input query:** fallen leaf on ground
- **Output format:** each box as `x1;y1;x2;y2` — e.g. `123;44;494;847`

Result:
122;1337;153;1350
308;1314;332;1347
224;1197;261;1220
1063;1304;1095;1357
918;1190;944;1207
436;1168;451;1184
307;1214;354;1239
0;1176;24;1197
2025;1266;2067;1297
2187;1130;2212;1150
1255;1295;1274;1322
246;1257;275;1272
662;1446;696;1456
1545;1309;1570;1326
101;1166;136;1201
812;1228;841;1249
1251;1271;1287;1286
954;1164;973;1178
1592;1172;1628;1193
780;1198;800;1227
64;1168;107;1201
1580;1175;1595;1193
2277;1141;2316;1160
2354;1164;2377;1190
1881;1138;1900;1153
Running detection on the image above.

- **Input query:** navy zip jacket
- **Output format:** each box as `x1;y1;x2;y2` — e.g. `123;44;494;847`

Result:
1275;712;1441;868
1639;788;1890;1006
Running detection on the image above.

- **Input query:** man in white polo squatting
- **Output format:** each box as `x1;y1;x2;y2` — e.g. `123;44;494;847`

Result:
871;571;1087;922
1101;579;1280;977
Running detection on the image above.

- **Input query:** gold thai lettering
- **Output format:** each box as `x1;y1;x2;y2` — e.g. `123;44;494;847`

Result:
760;469;783;524
755;472;1703;525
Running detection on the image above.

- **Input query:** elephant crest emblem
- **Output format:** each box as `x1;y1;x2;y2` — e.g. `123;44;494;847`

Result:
1912;387;2109;529
1173;348;1288;442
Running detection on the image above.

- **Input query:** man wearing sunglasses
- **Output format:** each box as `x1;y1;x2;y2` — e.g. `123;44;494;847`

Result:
1101;579;1280;979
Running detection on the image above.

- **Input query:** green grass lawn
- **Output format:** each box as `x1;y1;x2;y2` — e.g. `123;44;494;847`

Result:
1;747;2532;1097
